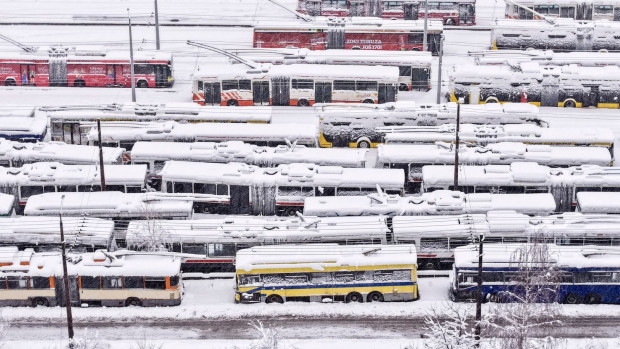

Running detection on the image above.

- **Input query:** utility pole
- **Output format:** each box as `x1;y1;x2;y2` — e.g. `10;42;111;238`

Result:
453;100;461;189
59;194;75;349
474;233;484;346
154;0;161;50
128;9;136;102
435;34;444;104
422;0;428;51
97;119;106;191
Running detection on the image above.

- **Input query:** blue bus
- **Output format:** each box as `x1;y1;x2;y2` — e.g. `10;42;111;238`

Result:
450;244;620;305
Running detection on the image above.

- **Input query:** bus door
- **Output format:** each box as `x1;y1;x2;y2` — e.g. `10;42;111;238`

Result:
203;82;222;106
541;77;559;107
306;0;322;16
459;4;474;24
615;7;620;21
412;67;429;90
62;123;83;144
560;6;575;18
587;86;600;107
115;65;124;86
378;83;396;104
55;276;80;306
404;3;419;20
327;27;345;49
229;185;250;214
350;1;364;16
518;7;534;19
271;77;291;106
20;64;35;85
155;65;166;87
315;82;332;103
253;81;270;105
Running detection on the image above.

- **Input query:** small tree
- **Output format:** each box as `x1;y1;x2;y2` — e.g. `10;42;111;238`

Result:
129;201;172;252
423;302;479;349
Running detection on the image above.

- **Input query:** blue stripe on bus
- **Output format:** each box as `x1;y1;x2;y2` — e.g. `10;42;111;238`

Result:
241;281;416;294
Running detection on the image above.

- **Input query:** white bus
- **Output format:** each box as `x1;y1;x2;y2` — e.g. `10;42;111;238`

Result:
0;247;182;307
0;162;148;211
318;102;546;148
491;19;620;51
377;142;612;192
0;138;123;167
159;161;404;216
125;216;389;272
471;49;620;67
192;64;399;106
231;48;433;91
505;0;620;21
303;190;556;217
421;162;620;211
576;192;620;214
45;103;273;145
450;62;620;108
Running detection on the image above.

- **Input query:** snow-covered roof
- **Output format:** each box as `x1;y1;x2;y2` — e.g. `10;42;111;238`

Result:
131;141;367;169
159;161;404;189
377;142;612;167
192;64;399;82
235;244;417;272
0;49;172;64
0;107;47;140
45;103;273;123
454;244;620;269
0;247;181;277
452;62;620;83
125;216;389;245
0;139;123;165
0;217;113;247
85;121;319;146
303;191;556;217
422;163;620;188
576;192;620;214
24;192;193;219
473;49;620;67
0;162;147;187
382;124;614;146
254;18;443;32
0;193;14;215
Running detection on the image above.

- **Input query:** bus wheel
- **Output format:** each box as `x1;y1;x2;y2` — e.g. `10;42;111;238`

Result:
584;293;601;304
422;260;437;270
74;80;86;87
297;99;309;107
563;293;580;305
488;293;502;303
284;207;298;216
265;294;284;304
367;291;384;302
4;79;16;86
485;97;498;103
357;140;370;149
563;100;576;108
398;84;409;92
32;297;49;307
125;297;142;307
227;99;239;106
362;99;374;104
137;80;149;88
345;292;363;303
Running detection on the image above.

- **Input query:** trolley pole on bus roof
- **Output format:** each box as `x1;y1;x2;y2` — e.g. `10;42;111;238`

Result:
59;194;75;349
154;0;161;50
435;35;444;104
97;119;106;191
128;9;137;102
422;0;428;51
474;233;484;346
453;98;461;188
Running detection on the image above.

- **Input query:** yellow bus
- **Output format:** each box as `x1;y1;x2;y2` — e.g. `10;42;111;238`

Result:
235;244;418;304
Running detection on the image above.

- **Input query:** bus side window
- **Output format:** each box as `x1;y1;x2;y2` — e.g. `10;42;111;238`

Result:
126;186;143;193
173;181;193;194
102;276;122;289
123;276;144;289
240;274;260;285
170;275;180;287
181;244;207;255
356;81;378;91
197;81;204;92
420;237;448;250
20;185;44;199
144;277;166;289
398;66;412;77
208;243;236;257
216;184;229;196
119;141;135;152
7;276;28;289
238;80;251;91
333;80;355;91
106;185;125;192
194;183;216;195
315;187;336;196
30;277;50;289
80;276;101;289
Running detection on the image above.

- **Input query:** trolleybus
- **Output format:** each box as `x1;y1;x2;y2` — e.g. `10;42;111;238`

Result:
471;49;620;67
505;0;620;21
0;139;123;167
0;108;47;142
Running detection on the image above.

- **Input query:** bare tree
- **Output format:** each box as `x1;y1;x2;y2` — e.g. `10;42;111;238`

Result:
423;302;479;349
129;201;172;252
247;320;297;349
67;329;108;349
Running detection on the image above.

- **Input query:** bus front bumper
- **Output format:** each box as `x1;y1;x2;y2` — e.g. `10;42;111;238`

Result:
236;292;261;304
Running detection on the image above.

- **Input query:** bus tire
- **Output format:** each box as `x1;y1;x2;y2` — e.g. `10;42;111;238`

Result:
584;293;601;304
297;99;310;107
398;84;409;91
563;100;577;108
265;294;284;304
357;140;371;149
367;291;384;302
227;99;239;106
485;97;499;103
125;297;142;307
137;80;149;88
74;80;86;87
283;207;298;216
32;297;49;307
421;260;438;270
345;292;363;303
411;48;421;51
445;18;455;25
5;79;16;86
362;99;375;104
563;293;580;305
488;293;502;303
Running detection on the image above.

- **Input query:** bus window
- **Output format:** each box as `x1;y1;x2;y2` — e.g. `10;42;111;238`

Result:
356;81;378;91
408;34;423;45
384;1;402;10
181;244;207;255
81;276;101;289
170;275;180;287
208;243;236;257
197;81;204;92
134;65;155;75
173;182;193;193
448;237;471;249
574;272;592;283
333;80;355;91
106;185;125;192
239;80;251;91
525;187;548;193
102;276;122;289
194;183;216;195
6;277;28;289
334;272;354;283
119;141;135;152
336;188;362;196
126;186;142;193
30;276;50;289
123;276;144;289
216;184;229;196
292;79;314;90
592;272;612;283
498;186;525;194
420;237;448;250
315;187;336;196
285;274;308;284
325;0;347;9
239;274;260;285
602;187;620;192
560;6;575;18
575;187;601;193
594;5;613;16
20;185;44;199
144;277;166;289
398;66;412;77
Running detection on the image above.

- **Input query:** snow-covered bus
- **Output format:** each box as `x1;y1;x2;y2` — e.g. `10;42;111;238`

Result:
505;0;620;21
126;216;389;272
232;48;433;91
253;18;443;54
451;244;620;304
0;162;148;212
491;19;620;51
159;161;404;216
0;108;47;142
235;244;418;304
0;247;182;307
377;142;612;192
46;103;272;145
318;102;546;148
471;49;620;67
449;62;620;108
576;192;620;214
0;139;123;167
382;124;614;159
298;0;475;25
192;64;398;106
303;190;556;216
421;163;620;211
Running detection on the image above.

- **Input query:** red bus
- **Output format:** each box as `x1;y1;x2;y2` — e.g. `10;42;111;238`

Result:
0;49;173;88
253;18;443;54
297;0;475;25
